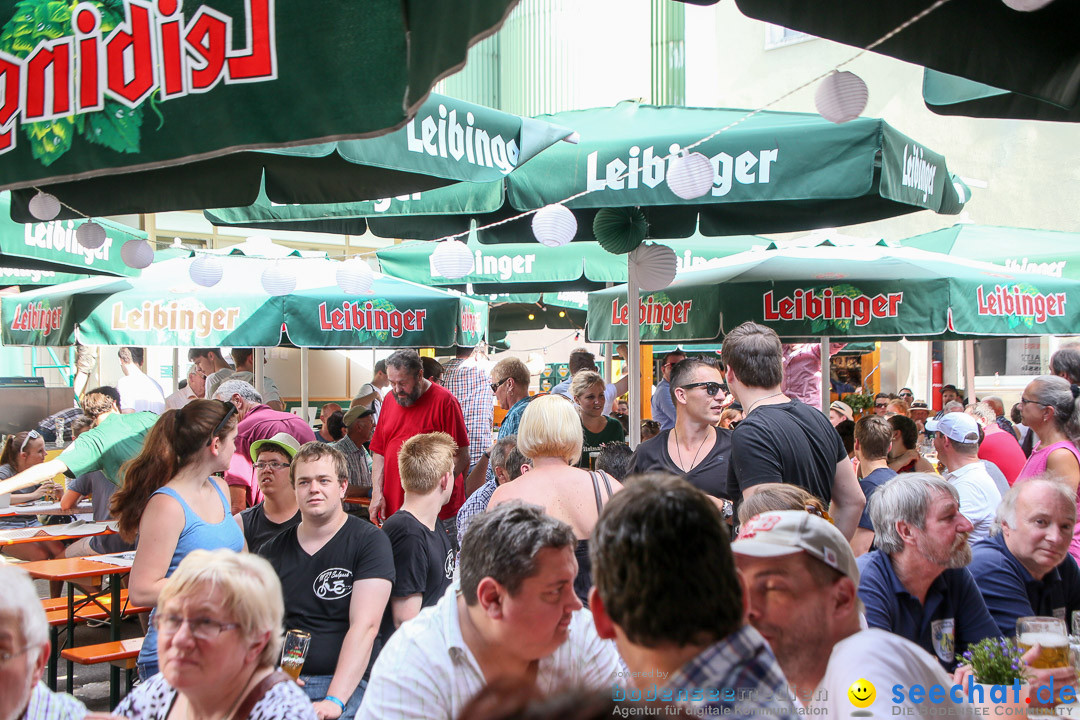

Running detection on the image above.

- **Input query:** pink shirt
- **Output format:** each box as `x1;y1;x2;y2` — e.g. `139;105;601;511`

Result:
1017;439;1080;562
781;343;846;409
225;404;316;506
978;425;1027;485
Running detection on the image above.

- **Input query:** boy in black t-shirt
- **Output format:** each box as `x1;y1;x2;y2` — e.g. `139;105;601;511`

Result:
379;432;456;640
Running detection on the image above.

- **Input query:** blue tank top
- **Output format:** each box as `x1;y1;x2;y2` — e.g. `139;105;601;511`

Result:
138;480;245;667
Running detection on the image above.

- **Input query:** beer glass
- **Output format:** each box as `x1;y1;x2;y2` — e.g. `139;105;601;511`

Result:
1017;616;1071;669
280;629;311;680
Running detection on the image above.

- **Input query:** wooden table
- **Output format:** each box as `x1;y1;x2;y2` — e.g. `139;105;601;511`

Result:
343;496;371;507
19;556;134;705
0;526;116;547
10;500;93;516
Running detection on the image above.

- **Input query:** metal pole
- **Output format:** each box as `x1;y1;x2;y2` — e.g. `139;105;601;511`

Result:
820;336;830;415
253;347;265;397
963;340;976;405
171;348;179;394
300;347;309;422
926;341;934;404
627;259;641;448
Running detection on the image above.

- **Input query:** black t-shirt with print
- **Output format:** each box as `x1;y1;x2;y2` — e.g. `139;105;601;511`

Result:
378;509;455;640
259;516;394;676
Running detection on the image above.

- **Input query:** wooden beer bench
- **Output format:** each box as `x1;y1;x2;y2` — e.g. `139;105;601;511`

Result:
61;637;143;700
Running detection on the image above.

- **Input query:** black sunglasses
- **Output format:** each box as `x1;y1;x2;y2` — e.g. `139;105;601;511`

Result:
207;400;238;446
490;377;509;394
680;381;723;397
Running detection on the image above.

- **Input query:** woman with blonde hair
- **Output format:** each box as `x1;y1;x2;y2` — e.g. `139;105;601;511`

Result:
0;429;64;563
488;394;622;605
114;548;316;719
112;399;245;679
571;371;626;469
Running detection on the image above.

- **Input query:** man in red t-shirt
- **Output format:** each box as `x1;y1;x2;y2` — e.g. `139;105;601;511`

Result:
369;350;470;538
969;402;1026;485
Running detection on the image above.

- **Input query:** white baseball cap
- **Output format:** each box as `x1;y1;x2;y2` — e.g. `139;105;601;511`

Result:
925;412;980;444
732;510;859;583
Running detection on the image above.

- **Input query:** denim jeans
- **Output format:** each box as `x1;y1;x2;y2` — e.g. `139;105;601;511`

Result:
299;674;366;720
137;661;158;682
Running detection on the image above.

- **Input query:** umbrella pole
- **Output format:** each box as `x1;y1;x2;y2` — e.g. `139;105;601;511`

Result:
627;259;641;448
301;347;310;424
171;348;179;394
821;336;830;416
254;347;265;398
963;340;976;404
926;342;934;406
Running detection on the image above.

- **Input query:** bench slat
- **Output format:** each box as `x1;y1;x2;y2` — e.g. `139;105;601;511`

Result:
61;637;144;665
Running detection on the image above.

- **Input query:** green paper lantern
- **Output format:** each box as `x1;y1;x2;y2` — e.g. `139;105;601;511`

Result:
593;207;649;255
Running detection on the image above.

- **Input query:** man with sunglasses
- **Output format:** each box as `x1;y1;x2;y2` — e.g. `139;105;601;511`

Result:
627;357;732;504
650;350;685;431
721;322;865;540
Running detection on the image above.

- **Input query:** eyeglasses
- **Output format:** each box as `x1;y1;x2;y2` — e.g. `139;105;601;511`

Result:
207;400;238;447
874;402;889;409
899;392;913;399
254;461;290;471
490;377;509;394
19;429;41;453
680;382;723;397
0;645;33;665
153;614;239;640
1020;397;1048;407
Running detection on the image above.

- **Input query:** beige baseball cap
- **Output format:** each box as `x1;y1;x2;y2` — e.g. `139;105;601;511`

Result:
732;510;859;583
829;400;853;422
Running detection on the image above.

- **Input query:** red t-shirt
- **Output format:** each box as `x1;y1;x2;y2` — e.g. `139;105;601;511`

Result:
978;426;1027;485
369;383;469;519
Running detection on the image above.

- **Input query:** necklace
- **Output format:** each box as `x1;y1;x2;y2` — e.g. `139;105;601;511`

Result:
673;426;712;473
745;392;786;415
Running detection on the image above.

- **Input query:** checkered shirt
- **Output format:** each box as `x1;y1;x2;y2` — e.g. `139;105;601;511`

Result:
441;358;493;468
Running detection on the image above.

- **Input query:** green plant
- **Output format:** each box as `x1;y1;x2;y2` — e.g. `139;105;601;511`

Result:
962;637;1029;685
843;392;874;413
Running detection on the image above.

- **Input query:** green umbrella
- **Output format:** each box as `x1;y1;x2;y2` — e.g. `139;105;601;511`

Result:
922;70;1080;122
1;254;487;348
375;234;771;294
900;225;1080;280
587;241;1080;344
10;91;572;220
205;101;969;243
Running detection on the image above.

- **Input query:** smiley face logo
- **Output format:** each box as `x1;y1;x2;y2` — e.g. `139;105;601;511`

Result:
847;679;875;708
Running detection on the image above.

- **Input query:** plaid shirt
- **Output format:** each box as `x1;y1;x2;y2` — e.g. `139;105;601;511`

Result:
441;358;493;468
37;406;85;441
664;625;796;714
333;435;371;489
455;478;497;548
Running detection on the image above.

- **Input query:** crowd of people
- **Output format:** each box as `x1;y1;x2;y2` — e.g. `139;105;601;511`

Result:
5;333;1080;719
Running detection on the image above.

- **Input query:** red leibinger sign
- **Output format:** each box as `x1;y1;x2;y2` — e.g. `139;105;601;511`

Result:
764;288;903;327
10;302;63;336
609;298;694;332
977;285;1066;324
460;306;482;334
319;302;426;337
0;0;277;156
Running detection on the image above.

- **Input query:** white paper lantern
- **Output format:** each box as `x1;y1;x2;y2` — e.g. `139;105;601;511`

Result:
666;152;714;200
75;221;107;249
261;261;297;296
190;254;224;287
28;191;61;221
121;239;154;269
431;240;474;279
815;71;869;124
531;204;577;247
337;258;375;294
630;243;677;292
1002;0;1054;9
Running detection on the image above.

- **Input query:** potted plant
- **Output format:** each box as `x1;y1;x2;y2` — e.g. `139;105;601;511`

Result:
960;637;1029;713
842;392;874;419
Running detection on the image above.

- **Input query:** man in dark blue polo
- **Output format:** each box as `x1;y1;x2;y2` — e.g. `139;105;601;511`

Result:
857;473;1000;673
969;478;1080;638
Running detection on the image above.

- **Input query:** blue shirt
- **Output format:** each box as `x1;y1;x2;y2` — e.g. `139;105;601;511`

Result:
857;467;897;531
651;379;676;431
969;532;1080;638
456;478;497;549
857;550;1001;672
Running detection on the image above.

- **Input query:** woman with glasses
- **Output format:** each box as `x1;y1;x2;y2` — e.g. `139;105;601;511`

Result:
112;399;245;680
1015;375;1080;561
114;548;316;720
0;429;65;563
570;371;626;469
488;394;623;606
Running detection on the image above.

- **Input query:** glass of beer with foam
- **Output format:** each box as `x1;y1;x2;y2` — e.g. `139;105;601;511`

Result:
280;629;311;680
1017;616;1070;669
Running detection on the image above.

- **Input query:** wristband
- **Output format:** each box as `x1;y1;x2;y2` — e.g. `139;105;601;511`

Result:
482;451;490;459
324;696;346;713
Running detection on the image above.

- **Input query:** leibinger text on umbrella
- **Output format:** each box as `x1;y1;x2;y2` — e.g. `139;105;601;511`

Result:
587;145;778;197
9;302;63;337
111;301;240;339
24;221;113;266
1003;258;1067;278
407;105;519;175
976;285;1066;324
318;302;427;337
763;289;904;327
430;250;536;281
609;298;694;332
0;0;277;155
901;144;937;201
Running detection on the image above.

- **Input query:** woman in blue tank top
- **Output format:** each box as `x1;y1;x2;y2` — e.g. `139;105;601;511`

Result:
111;399;245;680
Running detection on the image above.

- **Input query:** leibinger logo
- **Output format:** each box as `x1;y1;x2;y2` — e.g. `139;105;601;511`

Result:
25;221;113;265
430;249;537;281
111;301;240;339
763;288;903;328
318;301;427;337
10;301;63;336
406;103;520;175
1004;258;1066;279
901;144;937;201
977;285;1066;325
588;144;779;198
609;297;694;332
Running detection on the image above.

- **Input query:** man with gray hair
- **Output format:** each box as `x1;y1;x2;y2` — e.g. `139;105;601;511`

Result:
969;477;1080;639
215;378;315;513
0;565;87;720
857;473;1000;672
164;364;205;411
359;501;619;720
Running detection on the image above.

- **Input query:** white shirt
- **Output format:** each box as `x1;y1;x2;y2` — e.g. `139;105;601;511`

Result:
358;584;620;720
945;461;1003;542
164;386;196;411
117;367;166;414
813;628;965;718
